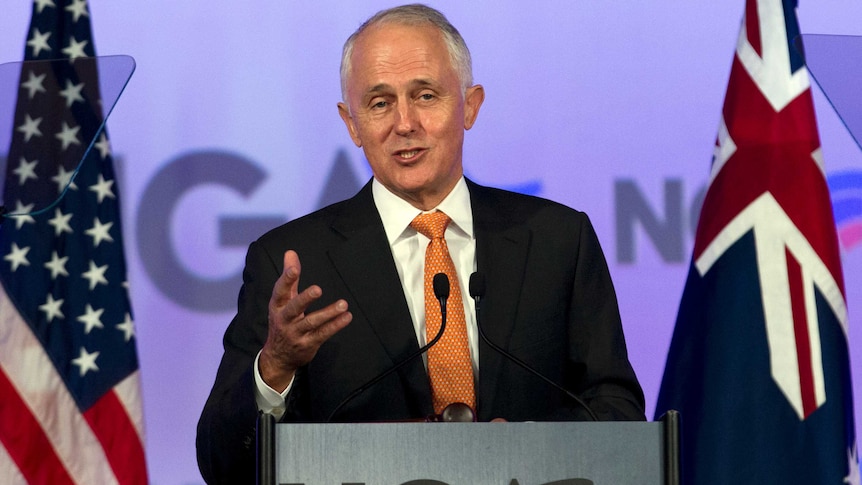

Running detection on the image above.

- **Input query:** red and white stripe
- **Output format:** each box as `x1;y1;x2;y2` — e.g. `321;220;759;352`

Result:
0;287;147;484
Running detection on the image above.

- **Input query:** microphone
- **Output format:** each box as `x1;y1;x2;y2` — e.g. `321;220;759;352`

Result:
433;272;449;319
326;273;451;422
469;272;598;421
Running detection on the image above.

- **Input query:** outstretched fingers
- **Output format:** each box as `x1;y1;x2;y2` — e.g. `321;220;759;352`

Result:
259;250;352;391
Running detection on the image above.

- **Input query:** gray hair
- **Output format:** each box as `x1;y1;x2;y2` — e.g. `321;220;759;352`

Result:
339;4;473;101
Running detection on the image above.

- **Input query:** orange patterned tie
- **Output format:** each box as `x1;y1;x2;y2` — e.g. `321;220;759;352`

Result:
410;211;476;414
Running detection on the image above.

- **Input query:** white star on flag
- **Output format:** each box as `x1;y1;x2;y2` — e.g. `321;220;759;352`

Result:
65;0;90;23
81;260;109;290
71;347;100;376
34;0;56;14
21;71;47;99
77;303;104;334
26;28;52;56
48;208;74;236
4;243;31;271
16;113;43;141
89;174;115;203
13;157;39;185
44;251;70;279
55;121;81;150
52;165;78;193
116;313;136;342
61;36;88;60
84;217;113;246
94;133;111;159
39;294;65;322
59;79;85;107
11;202;35;229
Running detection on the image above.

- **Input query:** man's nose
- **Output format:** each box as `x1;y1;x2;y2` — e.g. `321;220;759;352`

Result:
394;102;418;135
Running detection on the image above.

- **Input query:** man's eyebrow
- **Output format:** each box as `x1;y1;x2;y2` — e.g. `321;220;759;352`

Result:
366;83;391;95
411;79;433;87
364;79;436;96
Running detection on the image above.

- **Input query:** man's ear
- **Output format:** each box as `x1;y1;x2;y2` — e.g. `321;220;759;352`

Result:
338;102;363;147
463;84;485;130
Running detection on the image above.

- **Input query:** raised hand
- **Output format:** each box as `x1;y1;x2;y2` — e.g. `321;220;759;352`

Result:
259;250;352;391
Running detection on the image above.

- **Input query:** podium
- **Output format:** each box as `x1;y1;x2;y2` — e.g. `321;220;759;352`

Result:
256;411;679;485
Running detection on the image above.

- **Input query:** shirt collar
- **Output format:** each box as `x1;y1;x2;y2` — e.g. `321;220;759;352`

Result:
372;177;474;245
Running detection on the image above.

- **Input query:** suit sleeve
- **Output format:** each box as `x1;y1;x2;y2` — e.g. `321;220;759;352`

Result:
567;214;646;421
196;240;286;484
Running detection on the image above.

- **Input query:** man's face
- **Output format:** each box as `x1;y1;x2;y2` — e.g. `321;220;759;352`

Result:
338;23;484;210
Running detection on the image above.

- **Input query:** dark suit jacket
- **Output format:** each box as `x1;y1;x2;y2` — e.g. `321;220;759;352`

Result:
196;179;645;484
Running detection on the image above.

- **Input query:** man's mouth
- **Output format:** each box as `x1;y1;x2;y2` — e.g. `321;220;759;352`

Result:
396;149;422;160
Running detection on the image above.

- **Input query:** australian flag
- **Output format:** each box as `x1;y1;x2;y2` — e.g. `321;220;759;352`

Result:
654;1;858;483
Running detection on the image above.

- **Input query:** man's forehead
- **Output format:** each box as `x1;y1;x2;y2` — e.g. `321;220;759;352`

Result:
348;25;452;94
353;22;444;57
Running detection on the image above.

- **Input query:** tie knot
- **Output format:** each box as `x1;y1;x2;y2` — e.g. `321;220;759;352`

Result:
410;211;451;240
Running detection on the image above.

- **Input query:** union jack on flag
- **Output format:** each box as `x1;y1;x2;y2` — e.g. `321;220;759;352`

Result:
0;0;147;483
655;0;858;483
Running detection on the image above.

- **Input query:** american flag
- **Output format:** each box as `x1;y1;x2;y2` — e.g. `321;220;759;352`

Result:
0;1;147;483
655;1;858;483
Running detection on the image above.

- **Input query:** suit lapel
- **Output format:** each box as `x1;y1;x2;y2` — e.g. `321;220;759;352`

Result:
468;181;531;417
326;183;434;415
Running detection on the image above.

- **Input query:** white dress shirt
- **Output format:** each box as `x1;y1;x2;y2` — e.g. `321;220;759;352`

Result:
254;177;478;418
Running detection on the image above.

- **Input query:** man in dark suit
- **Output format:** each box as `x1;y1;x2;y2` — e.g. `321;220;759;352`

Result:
197;4;645;483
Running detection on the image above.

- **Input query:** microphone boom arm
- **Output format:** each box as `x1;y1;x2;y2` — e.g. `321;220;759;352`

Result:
469;272;599;422
326;273;451;422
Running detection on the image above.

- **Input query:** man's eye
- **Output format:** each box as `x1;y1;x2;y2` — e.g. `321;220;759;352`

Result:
371;100;387;109
420;93;435;101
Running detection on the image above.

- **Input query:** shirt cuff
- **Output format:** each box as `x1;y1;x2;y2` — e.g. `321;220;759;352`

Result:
253;351;293;420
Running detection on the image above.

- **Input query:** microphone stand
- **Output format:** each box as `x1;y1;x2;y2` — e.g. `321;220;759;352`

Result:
469;272;598;421
326;273;451;422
